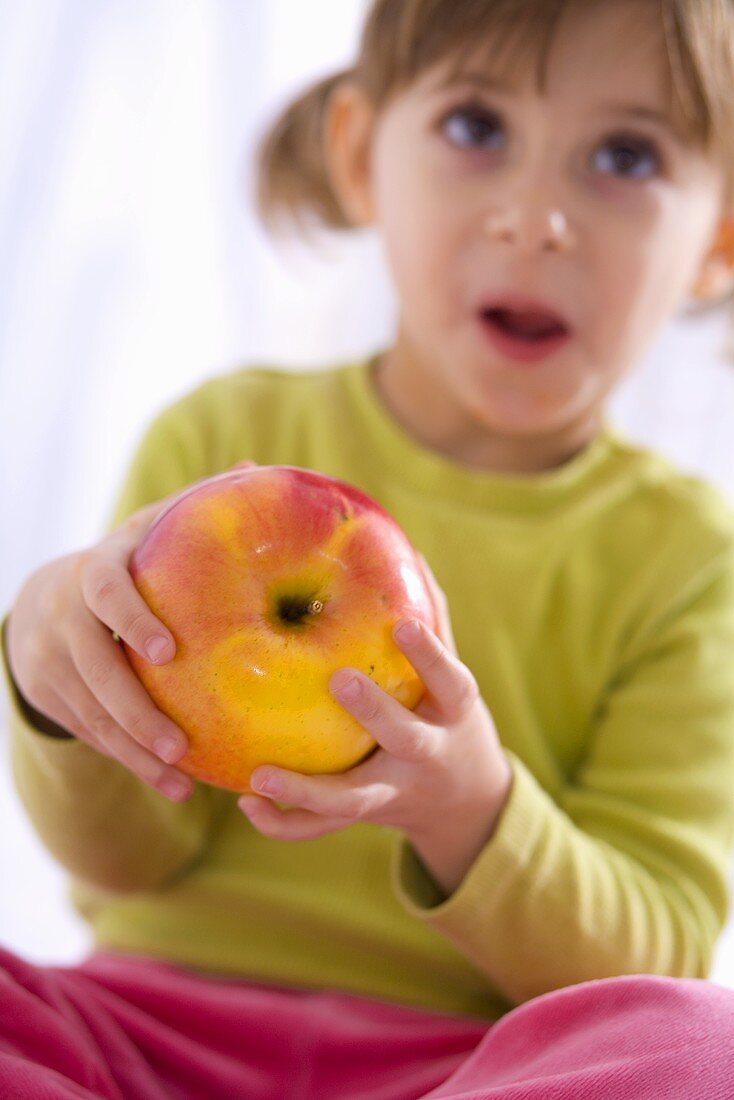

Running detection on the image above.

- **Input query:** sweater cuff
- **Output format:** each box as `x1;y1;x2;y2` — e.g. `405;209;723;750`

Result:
390;752;548;923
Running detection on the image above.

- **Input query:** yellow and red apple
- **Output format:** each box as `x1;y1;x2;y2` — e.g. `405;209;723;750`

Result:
124;465;437;793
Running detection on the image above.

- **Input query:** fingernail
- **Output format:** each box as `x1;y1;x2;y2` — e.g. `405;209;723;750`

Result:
155;736;185;763
254;772;281;796
334;674;361;702
147;636;171;662
163;778;190;802
395;620;421;644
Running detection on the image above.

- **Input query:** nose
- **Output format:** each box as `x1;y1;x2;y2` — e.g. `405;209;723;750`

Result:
484;206;577;253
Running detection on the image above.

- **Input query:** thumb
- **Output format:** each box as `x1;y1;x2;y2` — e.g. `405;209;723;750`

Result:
417;552;458;657
109;490;182;551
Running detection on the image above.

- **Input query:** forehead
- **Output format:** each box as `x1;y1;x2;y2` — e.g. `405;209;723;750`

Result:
418;0;673;110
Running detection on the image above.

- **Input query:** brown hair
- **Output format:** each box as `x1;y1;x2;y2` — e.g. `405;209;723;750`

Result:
252;0;734;318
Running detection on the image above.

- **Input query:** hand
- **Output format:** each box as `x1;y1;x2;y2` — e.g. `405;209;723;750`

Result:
239;553;513;894
5;459;258;804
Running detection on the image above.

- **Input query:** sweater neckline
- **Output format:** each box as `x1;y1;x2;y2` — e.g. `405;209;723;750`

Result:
342;351;622;512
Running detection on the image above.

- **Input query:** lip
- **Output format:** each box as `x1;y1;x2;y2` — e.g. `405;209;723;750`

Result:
477;293;572;332
477;312;573;364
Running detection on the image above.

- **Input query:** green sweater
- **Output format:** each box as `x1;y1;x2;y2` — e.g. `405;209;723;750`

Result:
4;354;734;1021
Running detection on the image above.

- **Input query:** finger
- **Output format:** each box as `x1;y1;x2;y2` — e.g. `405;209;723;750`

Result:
92;486;200;592
85;472;257;661
328;667;439;762
100;494;184;560
67;611;190;765
79;556;175;665
392;617;479;723
417;553;457;655
45;665;192;800
238;796;352;841
55;669;194;800
248;765;395;821
28;686;117;756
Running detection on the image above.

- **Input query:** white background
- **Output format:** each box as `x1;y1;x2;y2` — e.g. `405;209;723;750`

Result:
2;1;734;988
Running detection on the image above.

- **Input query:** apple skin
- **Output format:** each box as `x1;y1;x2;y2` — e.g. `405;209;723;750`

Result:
123;465;438;793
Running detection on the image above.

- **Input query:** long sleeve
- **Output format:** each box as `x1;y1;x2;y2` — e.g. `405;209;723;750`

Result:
392;536;734;1006
6;356;734;1020
1;394;233;893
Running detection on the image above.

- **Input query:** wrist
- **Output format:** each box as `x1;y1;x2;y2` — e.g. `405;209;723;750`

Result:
2;615;75;740
408;756;513;897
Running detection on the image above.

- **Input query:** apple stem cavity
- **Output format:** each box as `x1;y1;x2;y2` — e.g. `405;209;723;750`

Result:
274;592;326;628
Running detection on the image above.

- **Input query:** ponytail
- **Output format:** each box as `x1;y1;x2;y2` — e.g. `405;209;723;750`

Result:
252;68;357;242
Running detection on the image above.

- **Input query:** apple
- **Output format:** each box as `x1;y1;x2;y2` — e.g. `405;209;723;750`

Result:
123;465;437;793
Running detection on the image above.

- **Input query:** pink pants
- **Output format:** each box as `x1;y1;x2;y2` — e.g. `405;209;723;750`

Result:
1;945;733;1099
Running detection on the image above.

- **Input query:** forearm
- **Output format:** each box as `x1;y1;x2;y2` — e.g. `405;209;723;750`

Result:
9;720;226;892
2;615;228;892
393;754;726;1006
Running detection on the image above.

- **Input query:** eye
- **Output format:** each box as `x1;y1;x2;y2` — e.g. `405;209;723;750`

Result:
439;101;505;152
593;134;663;180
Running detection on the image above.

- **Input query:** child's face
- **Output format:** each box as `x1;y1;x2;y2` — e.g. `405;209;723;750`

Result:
328;0;731;462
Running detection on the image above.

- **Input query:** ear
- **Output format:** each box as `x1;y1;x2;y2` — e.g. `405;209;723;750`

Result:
323;80;376;228
688;215;734;304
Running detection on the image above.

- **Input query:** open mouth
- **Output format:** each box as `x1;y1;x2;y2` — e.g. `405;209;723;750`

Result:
478;307;572;363
482;308;568;342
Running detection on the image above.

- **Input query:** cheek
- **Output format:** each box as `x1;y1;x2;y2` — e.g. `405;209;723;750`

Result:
374;158;463;321
599;254;679;365
588;205;682;350
592;182;713;326
382;203;459;327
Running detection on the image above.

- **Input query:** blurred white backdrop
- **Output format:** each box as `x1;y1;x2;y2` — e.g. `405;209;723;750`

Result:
1;0;734;990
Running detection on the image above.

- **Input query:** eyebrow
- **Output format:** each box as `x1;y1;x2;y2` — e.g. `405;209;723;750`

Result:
435;71;679;138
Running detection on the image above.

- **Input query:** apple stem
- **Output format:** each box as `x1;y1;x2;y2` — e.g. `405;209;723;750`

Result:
307;600;325;616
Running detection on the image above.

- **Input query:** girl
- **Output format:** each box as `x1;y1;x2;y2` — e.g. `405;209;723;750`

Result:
4;0;734;1096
